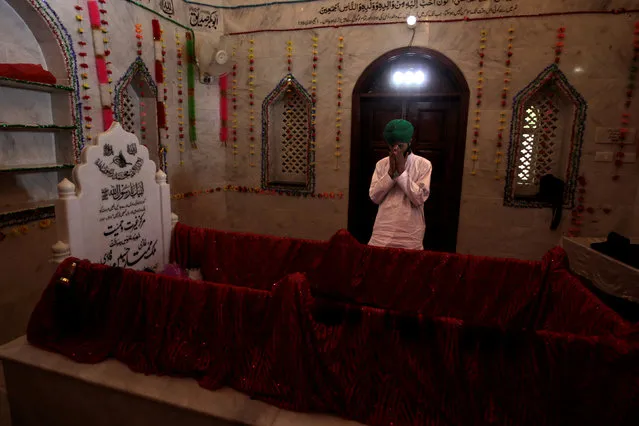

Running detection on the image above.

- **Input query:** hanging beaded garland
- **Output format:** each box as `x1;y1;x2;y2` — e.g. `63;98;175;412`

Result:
161;27;170;162
75;2;93;141
152;19;168;172
134;24;147;146
97;0;113;99
555;26;566;63
613;21;639;181
248;38;256;167
135;23;143;55
231;45;239;167
471;29;487;176
286;39;293;72
86;0;113;129
335;35;344;170
310;35;318;162
185;31;197;149
176;29;185;166
495;27;515;180
568;175;587;237
171;185;344;200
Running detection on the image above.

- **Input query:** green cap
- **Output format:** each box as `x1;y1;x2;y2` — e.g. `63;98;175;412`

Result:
383;119;414;145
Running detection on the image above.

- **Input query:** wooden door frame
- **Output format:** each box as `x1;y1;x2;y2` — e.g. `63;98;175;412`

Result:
348;47;470;251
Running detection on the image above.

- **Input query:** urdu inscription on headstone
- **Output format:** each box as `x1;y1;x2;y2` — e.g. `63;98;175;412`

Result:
53;122;172;271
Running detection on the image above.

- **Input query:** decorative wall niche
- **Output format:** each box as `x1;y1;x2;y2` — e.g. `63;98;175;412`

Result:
261;74;315;193
504;64;587;209
113;58;163;172
0;0;82;228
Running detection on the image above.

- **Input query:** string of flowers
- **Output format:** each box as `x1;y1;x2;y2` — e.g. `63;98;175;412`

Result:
0;218;55;243
613;21;639;181
185;31;197;148
135;23;143;56
555;26;565;63
152;20;168;171
311;35;318;159
86;0;112;129
175;29;185;166
140;93;148;147
335;35;344;170
97;0;112;99
287;39;293;72
171;186;345;200
248;38;256;167
568;175;587;236
161;27;169;161
134;24;148;147
495;27;515;180
285;94;292;167
231;46;239;167
74;2;93;142
283;39;295;173
471;29;487;176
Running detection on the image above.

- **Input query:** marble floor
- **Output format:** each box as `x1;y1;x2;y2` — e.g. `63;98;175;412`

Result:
0;337;363;426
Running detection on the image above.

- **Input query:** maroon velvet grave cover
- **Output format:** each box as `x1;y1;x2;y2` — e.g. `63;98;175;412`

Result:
27;225;639;426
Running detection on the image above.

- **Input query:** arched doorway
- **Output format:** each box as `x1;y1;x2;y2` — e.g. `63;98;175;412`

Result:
348;47;469;252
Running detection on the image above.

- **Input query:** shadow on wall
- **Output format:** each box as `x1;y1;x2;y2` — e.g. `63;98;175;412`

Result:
0;226;57;345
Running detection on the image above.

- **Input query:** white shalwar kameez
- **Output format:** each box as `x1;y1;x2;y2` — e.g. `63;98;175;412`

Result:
368;153;432;250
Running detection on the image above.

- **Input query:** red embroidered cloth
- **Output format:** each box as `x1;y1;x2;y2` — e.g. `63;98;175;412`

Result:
27;225;639;426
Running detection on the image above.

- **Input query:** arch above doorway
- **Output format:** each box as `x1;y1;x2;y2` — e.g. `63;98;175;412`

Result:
348;47;469;252
353;47;470;96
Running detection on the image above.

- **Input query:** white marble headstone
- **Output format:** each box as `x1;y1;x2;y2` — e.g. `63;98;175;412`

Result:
53;122;172;271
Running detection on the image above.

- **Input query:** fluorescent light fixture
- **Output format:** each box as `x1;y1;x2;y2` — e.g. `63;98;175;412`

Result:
391;69;427;87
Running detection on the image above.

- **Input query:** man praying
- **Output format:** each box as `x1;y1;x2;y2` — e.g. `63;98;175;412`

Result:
368;119;432;250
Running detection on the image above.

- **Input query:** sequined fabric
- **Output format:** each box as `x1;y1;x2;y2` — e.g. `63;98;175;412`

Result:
27;226;639;426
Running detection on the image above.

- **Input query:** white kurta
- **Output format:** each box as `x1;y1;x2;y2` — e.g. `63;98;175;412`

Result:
368;153;432;250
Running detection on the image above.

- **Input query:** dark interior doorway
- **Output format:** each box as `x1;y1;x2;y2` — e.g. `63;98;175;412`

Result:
348;47;469;252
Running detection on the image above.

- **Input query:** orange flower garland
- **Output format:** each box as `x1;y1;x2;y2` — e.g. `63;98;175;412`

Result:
0;218;55;242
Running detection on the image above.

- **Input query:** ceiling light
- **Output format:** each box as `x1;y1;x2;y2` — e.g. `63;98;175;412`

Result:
392;71;404;85
391;69;427;87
